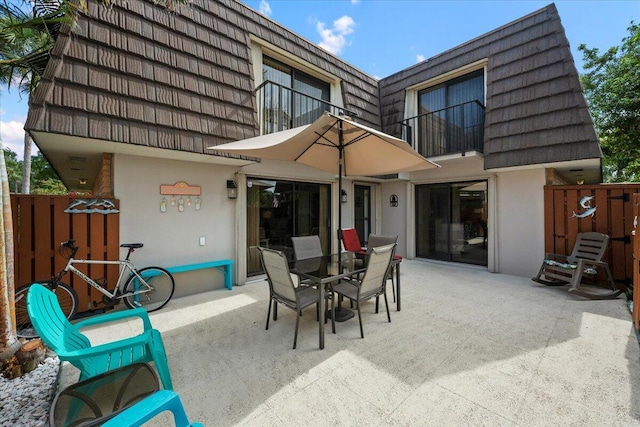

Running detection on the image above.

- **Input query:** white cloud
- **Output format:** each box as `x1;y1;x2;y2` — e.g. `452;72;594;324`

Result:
416;54;426;63
351;0;360;4
316;15;356;55
259;0;272;16
0;120;26;157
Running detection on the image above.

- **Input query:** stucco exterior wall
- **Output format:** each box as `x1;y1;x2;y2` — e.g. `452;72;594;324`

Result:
114;154;238;296
379;181;410;258
495;168;546;277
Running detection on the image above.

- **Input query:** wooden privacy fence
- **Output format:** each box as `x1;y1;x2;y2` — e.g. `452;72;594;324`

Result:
544;184;640;291
12;195;120;314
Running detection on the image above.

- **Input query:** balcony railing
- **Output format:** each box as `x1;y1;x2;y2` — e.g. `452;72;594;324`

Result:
255;80;356;135
399;100;485;157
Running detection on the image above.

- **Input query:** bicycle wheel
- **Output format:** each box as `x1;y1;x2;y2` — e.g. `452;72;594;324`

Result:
123;267;175;312
15;281;78;339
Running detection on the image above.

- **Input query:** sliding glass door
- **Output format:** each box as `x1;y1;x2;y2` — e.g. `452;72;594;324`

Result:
415;181;487;266
246;178;331;275
354;185;371;246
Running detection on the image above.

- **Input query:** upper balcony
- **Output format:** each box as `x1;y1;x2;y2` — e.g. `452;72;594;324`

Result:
255;80;356;135
398;100;485;158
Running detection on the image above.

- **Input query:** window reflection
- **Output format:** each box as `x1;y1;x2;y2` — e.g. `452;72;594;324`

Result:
247;178;331;275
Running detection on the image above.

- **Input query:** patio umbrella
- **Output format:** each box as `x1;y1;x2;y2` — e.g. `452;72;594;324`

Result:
211;111;440;236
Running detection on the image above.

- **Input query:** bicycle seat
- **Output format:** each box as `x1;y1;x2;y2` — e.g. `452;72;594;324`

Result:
121;243;144;249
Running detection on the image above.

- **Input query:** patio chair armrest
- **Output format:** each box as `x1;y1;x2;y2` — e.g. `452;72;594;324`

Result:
573;259;613;276
335;278;361;288
73;307;153;331
292;273;306;287
102;390;203;427
575;259;607;267
544;253;568;262
61;330;153;360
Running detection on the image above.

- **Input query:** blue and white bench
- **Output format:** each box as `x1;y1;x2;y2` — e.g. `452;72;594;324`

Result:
166;260;234;290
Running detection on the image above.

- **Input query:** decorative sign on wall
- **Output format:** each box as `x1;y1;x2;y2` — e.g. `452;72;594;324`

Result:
571;195;596;218
390;194;399;207
160;181;201;213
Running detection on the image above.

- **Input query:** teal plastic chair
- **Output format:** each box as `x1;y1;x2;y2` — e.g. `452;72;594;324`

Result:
102;390;204;427
26;284;173;390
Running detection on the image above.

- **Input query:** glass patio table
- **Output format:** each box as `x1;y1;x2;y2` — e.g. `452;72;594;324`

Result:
290;252;365;350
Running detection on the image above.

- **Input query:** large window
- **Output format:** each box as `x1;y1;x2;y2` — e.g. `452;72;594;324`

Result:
246;178;332;276
261;56;331;132
416;70;485;156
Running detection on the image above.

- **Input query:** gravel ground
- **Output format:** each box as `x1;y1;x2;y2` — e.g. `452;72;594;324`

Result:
0;355;60;427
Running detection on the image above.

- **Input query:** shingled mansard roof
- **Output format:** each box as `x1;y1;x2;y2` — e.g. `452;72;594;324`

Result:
25;0;600;174
379;3;601;170
25;0;380;157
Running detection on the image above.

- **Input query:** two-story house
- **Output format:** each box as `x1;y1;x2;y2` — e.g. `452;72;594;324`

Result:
24;0;601;293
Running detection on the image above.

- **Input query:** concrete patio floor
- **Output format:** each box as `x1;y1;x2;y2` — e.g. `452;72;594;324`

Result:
63;259;640;426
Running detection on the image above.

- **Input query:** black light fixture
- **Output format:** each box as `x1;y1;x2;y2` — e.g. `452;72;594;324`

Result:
226;180;238;199
341;189;348;204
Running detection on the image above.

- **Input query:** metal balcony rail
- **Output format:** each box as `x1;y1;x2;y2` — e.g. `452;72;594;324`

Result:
398;100;485;157
255;80;356;135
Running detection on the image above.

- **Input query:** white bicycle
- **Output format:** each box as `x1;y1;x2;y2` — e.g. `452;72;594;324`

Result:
15;239;175;338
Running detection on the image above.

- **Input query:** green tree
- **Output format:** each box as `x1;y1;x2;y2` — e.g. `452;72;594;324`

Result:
579;22;640;182
30;151;66;194
2;148;22;193
0;0;64;194
0;0;67;357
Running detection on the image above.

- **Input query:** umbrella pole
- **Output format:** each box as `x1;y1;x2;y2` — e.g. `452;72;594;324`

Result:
338;120;344;267
338;149;343;270
330;123;354;323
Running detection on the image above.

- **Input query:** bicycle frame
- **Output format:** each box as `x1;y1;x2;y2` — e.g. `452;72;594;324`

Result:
62;257;149;301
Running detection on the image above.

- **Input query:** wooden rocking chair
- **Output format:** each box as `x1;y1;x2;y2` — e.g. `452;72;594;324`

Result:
532;232;623;300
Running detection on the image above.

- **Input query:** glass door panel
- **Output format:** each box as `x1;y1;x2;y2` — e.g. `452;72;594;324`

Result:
451;181;487;265
246;178;331;276
354;185;371;246
415;184;449;260
415;181;487;266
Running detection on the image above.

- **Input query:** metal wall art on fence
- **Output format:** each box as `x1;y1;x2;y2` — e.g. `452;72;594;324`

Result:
64;198;119;214
571;196;597;218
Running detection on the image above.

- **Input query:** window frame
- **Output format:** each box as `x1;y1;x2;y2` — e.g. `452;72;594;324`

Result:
250;36;344;109
403;60;488;121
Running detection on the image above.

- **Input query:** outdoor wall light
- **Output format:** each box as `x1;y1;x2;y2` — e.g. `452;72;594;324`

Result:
341;189;348;204
227;180;238;199
79;178;88;185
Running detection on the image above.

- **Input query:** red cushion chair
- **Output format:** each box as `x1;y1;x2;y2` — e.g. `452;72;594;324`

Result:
340;229;366;256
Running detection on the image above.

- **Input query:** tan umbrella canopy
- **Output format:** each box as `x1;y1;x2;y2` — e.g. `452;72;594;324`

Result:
211;112;439;176
210;111;440;236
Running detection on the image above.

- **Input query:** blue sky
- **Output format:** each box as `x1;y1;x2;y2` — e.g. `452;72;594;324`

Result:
1;0;637;158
